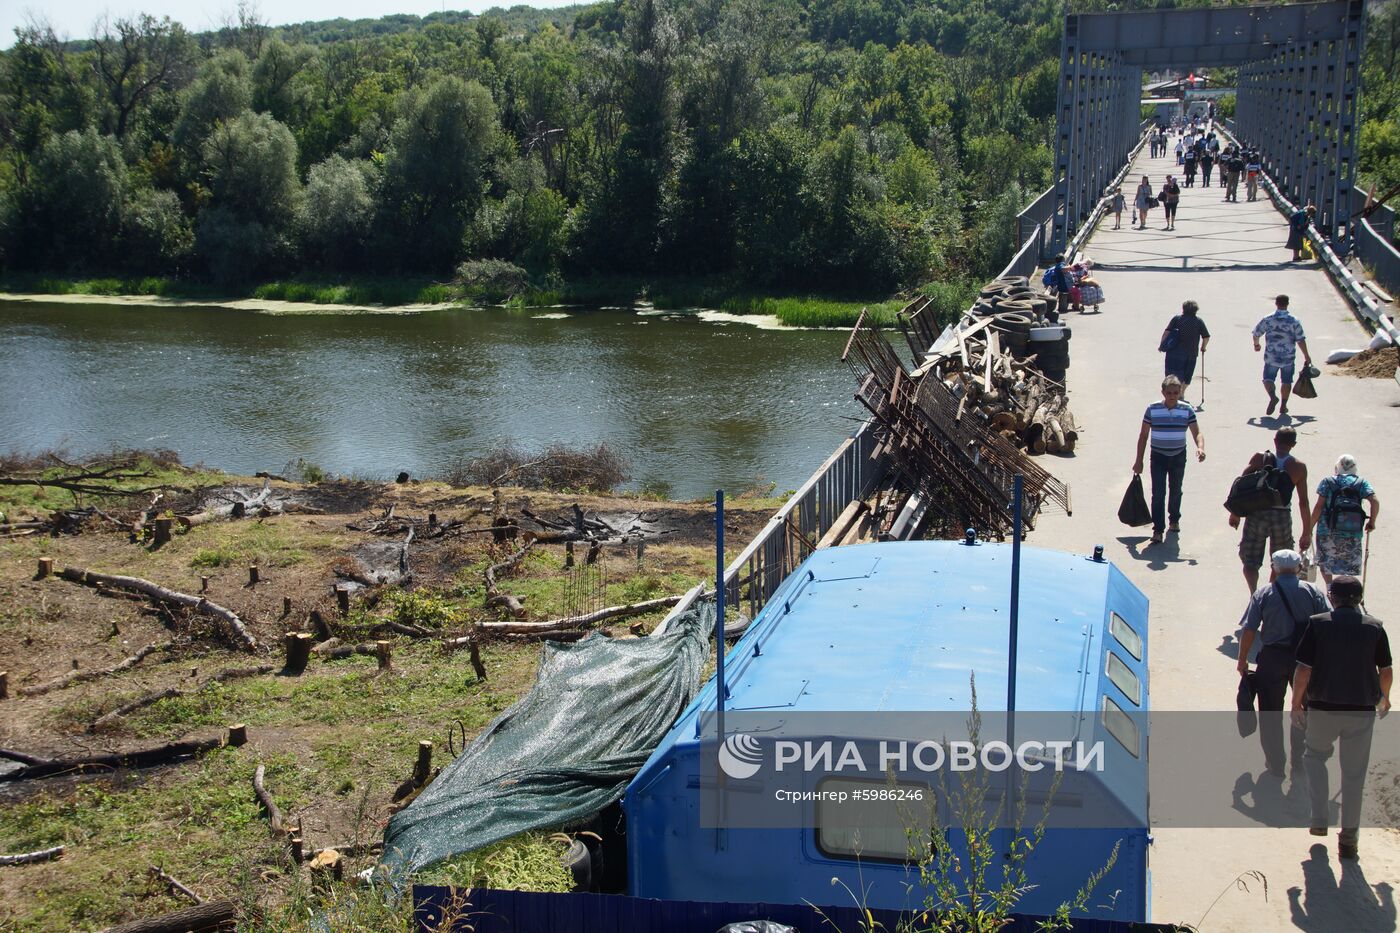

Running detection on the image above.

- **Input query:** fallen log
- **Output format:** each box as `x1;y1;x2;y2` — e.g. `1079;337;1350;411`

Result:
0;845;64;866
473;595;684;636
98;897;235;933
176;479;273;529
88;665;275;733
57;568;258;652
0;748;53;766
89;687;180;732
484;541;533;619
2;737;226;781
19;641;169;697
148;865;201;904
253;764;286;836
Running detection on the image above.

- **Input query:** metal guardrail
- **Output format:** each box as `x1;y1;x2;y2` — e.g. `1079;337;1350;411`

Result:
1354;216;1400;298
657;422;886;629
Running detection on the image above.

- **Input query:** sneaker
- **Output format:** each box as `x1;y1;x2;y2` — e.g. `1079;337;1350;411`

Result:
1150;531;1164;544
1266;397;1278;416
1309;827;1328;837
1279;404;1289;416
1168;522;1180;533
1339;841;1359;860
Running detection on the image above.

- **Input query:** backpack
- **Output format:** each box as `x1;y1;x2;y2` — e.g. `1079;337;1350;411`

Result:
1041;266;1057;288
1325;477;1368;534
1224;452;1285;516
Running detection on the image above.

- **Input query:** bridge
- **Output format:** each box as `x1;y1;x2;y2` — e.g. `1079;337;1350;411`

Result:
660;2;1399;926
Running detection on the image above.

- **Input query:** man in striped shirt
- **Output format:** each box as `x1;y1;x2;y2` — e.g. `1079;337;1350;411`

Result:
1133;375;1207;544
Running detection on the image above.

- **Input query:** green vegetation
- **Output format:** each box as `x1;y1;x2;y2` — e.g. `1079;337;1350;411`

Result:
0;0;1064;315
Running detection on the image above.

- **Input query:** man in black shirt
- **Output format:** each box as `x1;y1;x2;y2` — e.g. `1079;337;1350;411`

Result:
1291;576;1393;859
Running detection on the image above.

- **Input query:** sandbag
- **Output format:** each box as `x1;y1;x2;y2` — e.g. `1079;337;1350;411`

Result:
1118;475;1152;527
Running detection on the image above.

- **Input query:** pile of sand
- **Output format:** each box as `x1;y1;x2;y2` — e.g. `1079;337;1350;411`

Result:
1338;345;1399;378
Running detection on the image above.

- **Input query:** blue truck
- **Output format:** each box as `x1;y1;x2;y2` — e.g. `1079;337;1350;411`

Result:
624;539;1151;922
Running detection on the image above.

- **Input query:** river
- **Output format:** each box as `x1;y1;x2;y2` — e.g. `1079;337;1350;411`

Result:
0;300;862;499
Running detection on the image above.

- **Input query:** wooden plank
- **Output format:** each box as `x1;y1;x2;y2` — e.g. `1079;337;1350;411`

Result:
1363;280;1394;304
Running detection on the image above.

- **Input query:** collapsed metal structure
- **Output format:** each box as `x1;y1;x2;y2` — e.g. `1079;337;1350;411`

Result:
841;312;1070;539
1053;0;1365;254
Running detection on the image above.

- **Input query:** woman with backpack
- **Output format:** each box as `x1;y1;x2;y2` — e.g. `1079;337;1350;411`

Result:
1309;454;1380;583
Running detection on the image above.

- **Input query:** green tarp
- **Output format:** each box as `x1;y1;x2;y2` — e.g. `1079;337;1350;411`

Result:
381;599;713;874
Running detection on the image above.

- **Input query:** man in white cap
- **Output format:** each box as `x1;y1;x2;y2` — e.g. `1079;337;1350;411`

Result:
1237;548;1330;777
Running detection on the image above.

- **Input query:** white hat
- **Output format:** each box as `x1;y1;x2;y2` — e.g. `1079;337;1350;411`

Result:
1270;549;1303;572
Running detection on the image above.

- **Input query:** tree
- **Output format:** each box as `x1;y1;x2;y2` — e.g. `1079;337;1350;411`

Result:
197;111;300;278
91;14;195;139
11;128;128;269
172;51;252;161
375;76;502;272
297;154;375;268
252;39;314;125
201;110;300;228
122;187;194;273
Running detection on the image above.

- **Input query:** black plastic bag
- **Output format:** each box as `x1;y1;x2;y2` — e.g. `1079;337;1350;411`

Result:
1118;475;1152;527
1236;671;1258;738
1292;371;1317;399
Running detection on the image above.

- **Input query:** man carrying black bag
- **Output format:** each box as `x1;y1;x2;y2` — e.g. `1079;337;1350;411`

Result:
1132;375;1206;544
1236;549;1330;777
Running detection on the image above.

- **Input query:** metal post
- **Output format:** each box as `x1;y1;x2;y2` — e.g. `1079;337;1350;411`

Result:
715;489;726;744
1008;475;1023;718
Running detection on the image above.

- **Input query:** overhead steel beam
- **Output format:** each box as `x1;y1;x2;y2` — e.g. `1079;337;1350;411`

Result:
1052;0;1364;256
1075;1;1354;65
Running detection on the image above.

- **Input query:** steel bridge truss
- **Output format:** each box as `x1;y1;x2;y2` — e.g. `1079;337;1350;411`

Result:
1053;1;1364;254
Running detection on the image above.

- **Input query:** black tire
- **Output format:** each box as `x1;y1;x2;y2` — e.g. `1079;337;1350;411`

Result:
561;838;592;892
995;275;1029;287
993;312;1035;333
971;301;999;317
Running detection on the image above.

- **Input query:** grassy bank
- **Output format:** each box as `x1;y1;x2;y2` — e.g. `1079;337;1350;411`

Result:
0;272;976;329
0;454;783;931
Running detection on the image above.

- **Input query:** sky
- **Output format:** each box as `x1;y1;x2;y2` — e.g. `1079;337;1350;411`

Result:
2;0;566;48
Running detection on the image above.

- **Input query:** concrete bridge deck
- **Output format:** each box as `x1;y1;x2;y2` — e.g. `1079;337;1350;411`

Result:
1031;141;1400;929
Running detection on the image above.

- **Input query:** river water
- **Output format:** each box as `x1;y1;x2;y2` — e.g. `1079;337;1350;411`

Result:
0;301;862;498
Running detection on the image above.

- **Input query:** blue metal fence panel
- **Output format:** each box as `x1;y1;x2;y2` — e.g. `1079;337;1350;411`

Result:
413;887;1178;933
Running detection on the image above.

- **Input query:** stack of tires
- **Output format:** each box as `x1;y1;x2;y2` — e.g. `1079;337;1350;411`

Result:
1028;324;1071;384
972;276;1064;380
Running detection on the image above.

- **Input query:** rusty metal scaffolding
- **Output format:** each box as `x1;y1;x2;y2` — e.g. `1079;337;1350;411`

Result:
841;315;1070;539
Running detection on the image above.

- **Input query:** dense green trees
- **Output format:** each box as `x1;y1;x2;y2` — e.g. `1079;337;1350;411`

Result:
1;0;1074;294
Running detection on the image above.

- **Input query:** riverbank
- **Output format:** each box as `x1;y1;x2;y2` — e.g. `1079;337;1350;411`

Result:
0;455;781;931
0;273;975;329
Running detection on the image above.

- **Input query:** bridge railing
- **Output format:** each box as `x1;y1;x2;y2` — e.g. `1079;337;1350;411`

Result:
656;420;887;630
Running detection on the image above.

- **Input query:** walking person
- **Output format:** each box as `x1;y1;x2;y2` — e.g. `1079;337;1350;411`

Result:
1183;145;1198;186
1309;455;1380;585
1134;176;1154;230
1225;148;1245;202
1291;575;1392;860
1246;149;1262;201
1237;549;1331;777
1159;299;1209;385
1287;204;1316;262
1132;375;1206;545
1149;131;1159;158
1159;175;1180;230
1252;294;1312;416
1110;187;1125;229
1228;427;1312;595
1175;137;1184;165
1200;149;1214;186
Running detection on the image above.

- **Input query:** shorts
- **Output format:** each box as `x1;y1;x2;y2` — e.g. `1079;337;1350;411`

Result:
1239;509;1295;570
1316;533;1363;576
1263;361;1295;383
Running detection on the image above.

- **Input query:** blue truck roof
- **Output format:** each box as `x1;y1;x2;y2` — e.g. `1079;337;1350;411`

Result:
691;540;1148;717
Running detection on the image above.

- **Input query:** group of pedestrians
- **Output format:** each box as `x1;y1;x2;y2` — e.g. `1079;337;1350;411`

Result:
1123;287;1390;863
